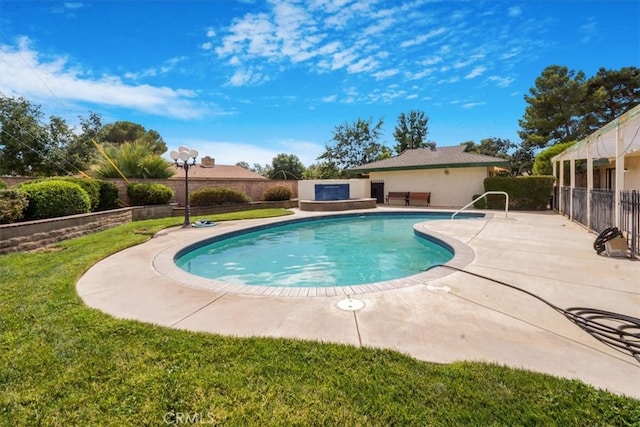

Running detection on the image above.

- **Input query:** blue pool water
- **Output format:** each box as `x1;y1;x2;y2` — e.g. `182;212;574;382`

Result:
175;213;462;288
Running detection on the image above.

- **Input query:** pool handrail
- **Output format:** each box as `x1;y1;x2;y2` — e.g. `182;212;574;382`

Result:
451;191;509;219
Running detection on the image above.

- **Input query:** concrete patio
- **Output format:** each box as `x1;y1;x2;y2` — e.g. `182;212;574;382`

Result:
76;208;640;399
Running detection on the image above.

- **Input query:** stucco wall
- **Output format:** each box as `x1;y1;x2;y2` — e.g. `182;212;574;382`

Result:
370;167;489;207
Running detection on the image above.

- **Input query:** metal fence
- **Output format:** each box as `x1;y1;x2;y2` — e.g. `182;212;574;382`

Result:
590;189;616;233
561;187;571;217
557;187;639;257
620;190;640;256
571;188;588;226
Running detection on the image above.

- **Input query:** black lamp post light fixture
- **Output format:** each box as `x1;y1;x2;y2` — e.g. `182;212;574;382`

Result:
170;146;198;227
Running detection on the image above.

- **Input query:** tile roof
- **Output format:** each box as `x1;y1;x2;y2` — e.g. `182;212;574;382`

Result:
169;164;267;180
350;145;510;172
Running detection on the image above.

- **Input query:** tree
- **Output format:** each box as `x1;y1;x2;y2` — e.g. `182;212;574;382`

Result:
302;161;342;179
93;141;173;179
518;65;586;150
581;67;640;135
510;146;536;176
464;138;515;159
236;161;250;169
101;121;167;154
0;96;51;176
269;153;305;180
318;117;388;174
532;141;577;175
393;110;429;153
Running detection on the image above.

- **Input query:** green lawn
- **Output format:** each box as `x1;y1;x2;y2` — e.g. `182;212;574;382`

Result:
1;208;639;425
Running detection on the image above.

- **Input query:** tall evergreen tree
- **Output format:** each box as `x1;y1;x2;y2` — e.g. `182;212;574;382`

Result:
393;110;429;153
518;65;586;150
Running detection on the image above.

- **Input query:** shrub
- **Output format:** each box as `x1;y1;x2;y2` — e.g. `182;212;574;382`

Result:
189;187;251;207
0;180;7;190
263;185;293;201
19;180;91;220
46;177;101;211
126;183;174;206
472;194;487;209
95;180;121;211
0;189;28;223
484;176;556;211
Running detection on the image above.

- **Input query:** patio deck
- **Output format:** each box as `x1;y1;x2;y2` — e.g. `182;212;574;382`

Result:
76;208;640;399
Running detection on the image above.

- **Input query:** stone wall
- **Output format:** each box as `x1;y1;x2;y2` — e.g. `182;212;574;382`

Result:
0;201;298;254
0;208;134;254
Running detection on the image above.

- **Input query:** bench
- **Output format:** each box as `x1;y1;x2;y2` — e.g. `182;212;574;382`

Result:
385;192;409;205
408;192;431;206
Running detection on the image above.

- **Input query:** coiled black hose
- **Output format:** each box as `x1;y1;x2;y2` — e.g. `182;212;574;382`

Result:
425;265;640;364
593;226;624;255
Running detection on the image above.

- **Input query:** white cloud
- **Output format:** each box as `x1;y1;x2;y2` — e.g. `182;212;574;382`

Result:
0;38;207;119
465;66;487;79
488;75;515;87
176;138;323;166
507;6;522;17
400;28;447;48
202;42;213;50
322;94;337;102
372;68;399;80
462;102;486;109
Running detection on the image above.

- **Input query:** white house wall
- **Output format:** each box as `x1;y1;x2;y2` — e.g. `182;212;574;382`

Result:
370;167;488;207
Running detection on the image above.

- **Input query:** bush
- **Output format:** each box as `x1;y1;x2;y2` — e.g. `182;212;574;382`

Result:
189;187;251;207
126;183;174;206
46;177;101;211
472;194;487;209
0;180;7;190
0;189;28;223
263;185;293;201
19;180;91;220
484;176;556;211
95;180;121;211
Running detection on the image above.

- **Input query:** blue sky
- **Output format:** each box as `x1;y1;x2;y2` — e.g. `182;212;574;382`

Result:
1;0;638;167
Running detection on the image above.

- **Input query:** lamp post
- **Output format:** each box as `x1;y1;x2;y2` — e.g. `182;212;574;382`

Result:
170;146;198;227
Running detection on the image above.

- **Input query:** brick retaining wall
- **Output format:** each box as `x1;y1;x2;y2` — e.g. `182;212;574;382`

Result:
0;208;134;254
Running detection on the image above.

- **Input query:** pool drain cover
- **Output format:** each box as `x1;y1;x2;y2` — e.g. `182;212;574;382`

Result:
427;284;451;293
337;298;365;311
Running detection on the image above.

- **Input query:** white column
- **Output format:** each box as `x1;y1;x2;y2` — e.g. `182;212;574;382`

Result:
587;140;594;229
615;123;625;227
570;154;576;219
558;157;565;214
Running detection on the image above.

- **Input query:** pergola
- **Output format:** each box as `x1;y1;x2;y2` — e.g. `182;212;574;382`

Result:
552;103;640;229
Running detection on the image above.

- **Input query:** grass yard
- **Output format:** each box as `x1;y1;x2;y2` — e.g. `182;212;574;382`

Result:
1;208;639;425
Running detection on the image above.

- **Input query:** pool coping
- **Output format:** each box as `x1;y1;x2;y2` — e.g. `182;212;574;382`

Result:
152;210;481;297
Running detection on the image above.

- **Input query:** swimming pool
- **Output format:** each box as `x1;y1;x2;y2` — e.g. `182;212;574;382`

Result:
174;212;478;289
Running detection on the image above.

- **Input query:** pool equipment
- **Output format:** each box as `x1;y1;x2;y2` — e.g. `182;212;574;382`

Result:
192;220;216;228
593;227;628;257
426;265;640;364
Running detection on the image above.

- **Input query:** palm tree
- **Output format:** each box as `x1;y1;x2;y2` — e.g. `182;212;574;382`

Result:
93;140;174;179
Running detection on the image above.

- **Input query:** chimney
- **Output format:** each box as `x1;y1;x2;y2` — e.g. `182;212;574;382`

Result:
201;156;215;167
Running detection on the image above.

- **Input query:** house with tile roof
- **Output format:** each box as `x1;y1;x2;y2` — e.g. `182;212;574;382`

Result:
349;144;510;207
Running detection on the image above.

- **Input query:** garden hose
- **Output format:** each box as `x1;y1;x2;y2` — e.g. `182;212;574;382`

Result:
593;226;624;255
425;265;640;364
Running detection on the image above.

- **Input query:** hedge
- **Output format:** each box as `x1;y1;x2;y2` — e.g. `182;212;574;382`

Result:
19;180;92;220
484;176;556;211
0;189;28;223
263;185;293;201
189;187;251;207
126;183;174;206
